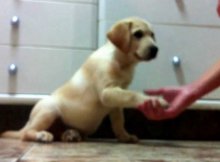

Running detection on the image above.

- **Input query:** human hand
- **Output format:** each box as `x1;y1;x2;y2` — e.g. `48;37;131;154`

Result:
217;0;220;17
137;85;197;120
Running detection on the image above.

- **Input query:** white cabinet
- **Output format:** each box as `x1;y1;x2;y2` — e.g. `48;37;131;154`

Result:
0;0;97;48
0;0;97;104
99;0;220;100
0;47;91;94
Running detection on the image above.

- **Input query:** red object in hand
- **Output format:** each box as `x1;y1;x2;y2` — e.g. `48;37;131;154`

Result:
217;0;220;17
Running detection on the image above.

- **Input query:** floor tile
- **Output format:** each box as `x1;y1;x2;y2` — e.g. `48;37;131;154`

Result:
1;138;220;162
19;140;220;162
0;139;34;162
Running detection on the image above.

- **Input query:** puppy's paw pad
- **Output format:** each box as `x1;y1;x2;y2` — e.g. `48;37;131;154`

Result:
61;129;82;142
36;131;54;142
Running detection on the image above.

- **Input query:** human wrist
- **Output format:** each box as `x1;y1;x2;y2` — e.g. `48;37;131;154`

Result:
186;82;205;101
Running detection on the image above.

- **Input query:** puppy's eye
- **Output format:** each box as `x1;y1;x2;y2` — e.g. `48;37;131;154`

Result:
133;30;144;39
151;32;155;39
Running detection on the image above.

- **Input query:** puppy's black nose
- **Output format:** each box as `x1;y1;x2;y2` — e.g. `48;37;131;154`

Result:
148;45;158;59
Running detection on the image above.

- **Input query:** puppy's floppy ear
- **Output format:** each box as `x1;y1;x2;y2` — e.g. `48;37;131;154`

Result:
107;22;132;53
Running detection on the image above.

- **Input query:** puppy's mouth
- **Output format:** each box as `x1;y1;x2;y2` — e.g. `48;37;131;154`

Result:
135;46;159;61
134;53;144;60
134;52;157;61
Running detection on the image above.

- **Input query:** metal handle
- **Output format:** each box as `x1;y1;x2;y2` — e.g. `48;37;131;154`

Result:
8;64;18;75
172;56;181;67
11;16;20;27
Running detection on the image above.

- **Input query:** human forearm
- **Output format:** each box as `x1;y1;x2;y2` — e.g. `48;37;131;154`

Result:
188;60;220;100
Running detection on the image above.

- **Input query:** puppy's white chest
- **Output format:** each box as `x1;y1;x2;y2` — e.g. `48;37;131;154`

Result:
116;69;134;88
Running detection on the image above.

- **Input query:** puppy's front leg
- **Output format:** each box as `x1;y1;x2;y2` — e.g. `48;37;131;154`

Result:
101;87;167;108
101;87;149;108
109;109;138;143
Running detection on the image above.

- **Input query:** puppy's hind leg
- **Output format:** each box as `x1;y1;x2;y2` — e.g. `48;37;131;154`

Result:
1;121;55;142
61;129;82;142
23;129;54;142
1;98;59;142
1;130;24;139
22;98;60;142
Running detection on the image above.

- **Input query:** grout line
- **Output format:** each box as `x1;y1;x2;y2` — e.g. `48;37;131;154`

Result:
152;22;220;29
17;143;37;161
21;0;97;5
0;44;96;51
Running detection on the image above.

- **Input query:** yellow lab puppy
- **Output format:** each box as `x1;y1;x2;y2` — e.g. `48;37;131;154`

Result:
1;17;165;142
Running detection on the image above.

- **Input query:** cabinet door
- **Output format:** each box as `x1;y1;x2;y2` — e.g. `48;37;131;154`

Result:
0;1;97;49
0;47;91;94
130;25;220;99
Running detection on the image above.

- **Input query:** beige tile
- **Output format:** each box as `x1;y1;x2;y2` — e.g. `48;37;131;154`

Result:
0;139;34;162
20;140;220;162
1;138;220;162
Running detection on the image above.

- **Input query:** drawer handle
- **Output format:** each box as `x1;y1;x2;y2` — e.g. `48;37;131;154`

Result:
8;64;18;75
11;16;20;27
172;56;181;67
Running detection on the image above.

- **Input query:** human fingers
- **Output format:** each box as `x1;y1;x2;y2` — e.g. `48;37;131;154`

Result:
144;88;164;96
138;100;166;120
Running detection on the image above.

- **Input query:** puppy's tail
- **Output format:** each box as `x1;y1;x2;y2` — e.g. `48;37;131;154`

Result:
0;130;22;139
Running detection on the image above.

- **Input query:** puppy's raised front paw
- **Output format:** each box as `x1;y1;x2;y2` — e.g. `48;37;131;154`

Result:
36;131;54;142
61;129;82;142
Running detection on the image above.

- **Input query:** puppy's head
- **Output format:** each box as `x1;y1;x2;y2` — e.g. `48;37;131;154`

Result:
107;17;158;62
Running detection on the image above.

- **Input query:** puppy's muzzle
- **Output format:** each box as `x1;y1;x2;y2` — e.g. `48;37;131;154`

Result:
147;45;158;60
135;45;159;61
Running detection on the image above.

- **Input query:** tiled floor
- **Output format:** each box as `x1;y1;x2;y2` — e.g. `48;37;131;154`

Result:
1;139;220;162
